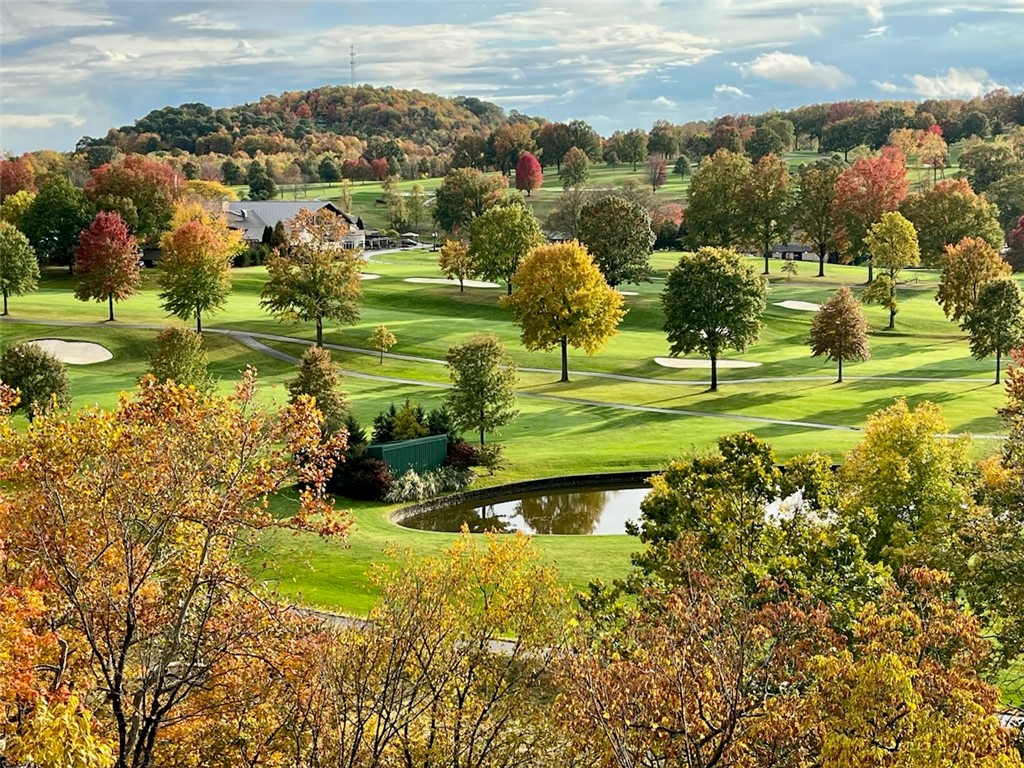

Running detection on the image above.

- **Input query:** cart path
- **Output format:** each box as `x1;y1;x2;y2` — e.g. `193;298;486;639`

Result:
1;317;1006;438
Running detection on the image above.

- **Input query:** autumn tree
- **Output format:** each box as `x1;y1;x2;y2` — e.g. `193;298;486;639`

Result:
809;286;871;382
900;178;1004;267
0;188;35;229
488;122;535;175
21;175;95;271
432;168;508;234
1009;214;1024;271
73;211;141;321
0;219;39;315
839;399;973;563
0;157;35;199
146;326;215;393
661;248;767;391
644;152;666;192
740;153;793;275
468;202;544;295
795;160;843;277
559;146;590;189
862;211;920;329
964;278;1024;384
502;241;625;382
832;148;909;282
682;149;752;249
444;334;519;447
576;195;655;287
85;154;180;246
437;238;478;291
368;323;397;364
936;236;1011;324
158;213;241;333
0;372;346;768
514;151;543;196
288;345;350;435
261;208;363;345
543;186;596;240
0;342;71;419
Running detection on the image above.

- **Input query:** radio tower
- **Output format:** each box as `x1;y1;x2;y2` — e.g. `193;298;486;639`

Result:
350;45;355;86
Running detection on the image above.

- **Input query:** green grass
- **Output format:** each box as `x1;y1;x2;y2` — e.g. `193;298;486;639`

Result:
0;245;1012;619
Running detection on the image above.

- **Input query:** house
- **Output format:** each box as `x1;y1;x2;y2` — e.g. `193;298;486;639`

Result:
772;243;814;261
225;201;365;251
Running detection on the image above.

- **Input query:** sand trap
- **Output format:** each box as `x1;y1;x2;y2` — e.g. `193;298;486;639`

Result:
359;272;381;280
404;277;500;289
617;290;639;296
775;300;820;312
654;357;761;370
31;339;112;365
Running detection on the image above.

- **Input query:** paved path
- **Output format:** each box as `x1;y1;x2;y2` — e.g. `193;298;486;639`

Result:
1;317;1007;438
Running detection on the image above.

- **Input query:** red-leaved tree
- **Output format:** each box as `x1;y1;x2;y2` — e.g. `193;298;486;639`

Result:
74;210;142;321
1008;214;1024;272
86;154;180;246
370;158;390;181
832;148;909;282
515;151;543;196
0;158;35;200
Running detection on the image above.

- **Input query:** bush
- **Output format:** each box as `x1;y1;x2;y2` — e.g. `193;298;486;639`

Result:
478;443;507;475
147;326;215;393
0;342;71;419
329;451;394;501
445;440;481;469
384;466;475;503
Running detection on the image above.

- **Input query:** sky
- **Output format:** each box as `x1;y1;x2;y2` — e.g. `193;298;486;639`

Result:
1;0;1022;154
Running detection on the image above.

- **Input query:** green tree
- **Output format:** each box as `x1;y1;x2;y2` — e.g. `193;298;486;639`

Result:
146;326;215;393
862;211;920;329
432;168;508;234
260;209;363;346
437;239;478;291
661;247;767;391
740;153;793;275
73;211;141;321
566;119;603;161
576;195;655;287
502;241;625;382
468;203;544;295
963;279;1024;384
794;160;842;277
21;175;95;272
617;128;649;171
986;171;1024;233
683;150;752;249
899;179;1004;267
0;342;71;420
936;236;1011;324
808;287;871;382
406;182;427;229
559;147;590;189
287;345;349;436
673;154;690;180
444;334;519;447
746;123;786;161
368;324;397;364
0;220;39;315
382;174;407;230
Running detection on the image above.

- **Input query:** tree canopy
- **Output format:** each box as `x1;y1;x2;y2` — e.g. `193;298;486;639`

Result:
444;334;520;447
0;220;39;315
576;195;655;287
73;211;141;321
468;203;544;294
809;286;871;382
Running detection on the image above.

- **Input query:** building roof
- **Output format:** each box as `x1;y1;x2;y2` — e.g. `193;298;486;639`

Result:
772;242;813;254
225;201;356;241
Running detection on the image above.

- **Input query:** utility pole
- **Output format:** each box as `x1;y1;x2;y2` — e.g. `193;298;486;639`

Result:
350;45;355;86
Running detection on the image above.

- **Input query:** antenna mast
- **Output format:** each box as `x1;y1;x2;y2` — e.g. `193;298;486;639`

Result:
350;45;355;86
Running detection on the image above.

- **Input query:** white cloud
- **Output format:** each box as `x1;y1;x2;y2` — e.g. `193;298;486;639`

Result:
872;80;900;92
1;113;86;129
652;95;676;108
864;25;888;37
742;52;854;89
866;1;885;23
714;84;750;98
907;66;1002;98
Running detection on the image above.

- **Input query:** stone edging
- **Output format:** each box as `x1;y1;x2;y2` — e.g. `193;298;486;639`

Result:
390;470;659;525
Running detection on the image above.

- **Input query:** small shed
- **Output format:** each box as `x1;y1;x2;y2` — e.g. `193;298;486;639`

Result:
772;243;814;261
367;434;448;475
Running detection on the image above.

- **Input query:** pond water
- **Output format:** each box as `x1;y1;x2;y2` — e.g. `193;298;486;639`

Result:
397;485;651;535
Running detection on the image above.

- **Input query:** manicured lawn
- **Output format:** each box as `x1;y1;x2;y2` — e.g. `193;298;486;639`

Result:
1;244;1012;619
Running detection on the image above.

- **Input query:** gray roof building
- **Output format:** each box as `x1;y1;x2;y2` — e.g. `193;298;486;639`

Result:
226;201;362;249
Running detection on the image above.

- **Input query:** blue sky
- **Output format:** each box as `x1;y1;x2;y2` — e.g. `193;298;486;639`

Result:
1;0;1021;154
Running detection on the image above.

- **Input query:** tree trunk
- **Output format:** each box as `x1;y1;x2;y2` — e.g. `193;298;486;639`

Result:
196;307;202;334
560;337;569;382
818;250;825;278
506;281;512;296
2;289;7;315
996;348;1002;384
888;283;896;329
108;294;115;321
316;317;323;347
379;348;384;364
888;306;896;330
763;250;770;275
867;256;874;285
837;356;843;384
710;354;718;391
460;279;465;293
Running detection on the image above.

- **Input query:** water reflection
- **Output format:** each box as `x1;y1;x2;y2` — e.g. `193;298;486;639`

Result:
397;485;650;535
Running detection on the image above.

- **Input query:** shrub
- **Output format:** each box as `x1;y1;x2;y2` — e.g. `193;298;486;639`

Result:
288;346;349;436
147;326;215;392
0;342;71;419
384;466;475;503
330;451;394;501
445;440;481;469
478;443;507;475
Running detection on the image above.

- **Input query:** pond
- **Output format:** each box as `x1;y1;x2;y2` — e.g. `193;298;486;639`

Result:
396;484;651;535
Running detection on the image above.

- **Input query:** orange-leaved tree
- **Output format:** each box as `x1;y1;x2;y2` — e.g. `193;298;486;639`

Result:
74;210;141;321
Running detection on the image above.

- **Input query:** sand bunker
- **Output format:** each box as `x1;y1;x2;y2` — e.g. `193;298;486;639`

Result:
359;273;381;280
404;277;500;289
774;300;820;312
617;290;639;296
31;339;112;365
654;357;761;370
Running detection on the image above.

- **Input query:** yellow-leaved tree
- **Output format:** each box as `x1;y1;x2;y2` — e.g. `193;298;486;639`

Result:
501;241;625;382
